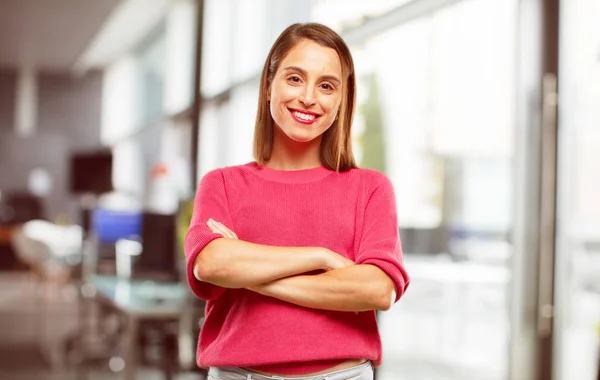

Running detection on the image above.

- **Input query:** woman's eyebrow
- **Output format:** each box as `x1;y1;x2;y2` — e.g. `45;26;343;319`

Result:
282;66;341;85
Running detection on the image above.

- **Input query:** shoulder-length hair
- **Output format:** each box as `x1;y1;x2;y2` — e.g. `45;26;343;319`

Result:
253;23;357;172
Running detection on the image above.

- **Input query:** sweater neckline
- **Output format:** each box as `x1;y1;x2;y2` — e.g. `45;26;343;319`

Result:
244;162;334;183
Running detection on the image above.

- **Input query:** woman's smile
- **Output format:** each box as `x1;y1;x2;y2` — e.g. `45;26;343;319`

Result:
288;108;321;124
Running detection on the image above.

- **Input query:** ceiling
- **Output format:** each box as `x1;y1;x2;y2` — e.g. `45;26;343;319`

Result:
0;0;121;71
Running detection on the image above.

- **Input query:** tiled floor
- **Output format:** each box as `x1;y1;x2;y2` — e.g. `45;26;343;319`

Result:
0;263;507;380
0;272;206;380
1;255;598;380
377;254;600;380
376;254;510;380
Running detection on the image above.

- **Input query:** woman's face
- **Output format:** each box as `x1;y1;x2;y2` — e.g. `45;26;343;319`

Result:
268;39;343;145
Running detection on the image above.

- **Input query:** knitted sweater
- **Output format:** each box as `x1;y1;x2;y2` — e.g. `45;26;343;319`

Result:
184;162;409;374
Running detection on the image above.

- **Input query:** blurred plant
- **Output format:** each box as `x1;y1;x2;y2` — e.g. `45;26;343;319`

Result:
176;199;194;258
359;74;387;174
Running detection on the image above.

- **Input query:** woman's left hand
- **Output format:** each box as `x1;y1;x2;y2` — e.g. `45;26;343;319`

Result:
206;218;238;239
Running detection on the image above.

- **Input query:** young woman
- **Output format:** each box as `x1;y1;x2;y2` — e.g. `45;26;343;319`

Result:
185;23;409;380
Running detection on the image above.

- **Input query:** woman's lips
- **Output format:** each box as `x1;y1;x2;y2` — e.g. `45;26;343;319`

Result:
289;109;320;125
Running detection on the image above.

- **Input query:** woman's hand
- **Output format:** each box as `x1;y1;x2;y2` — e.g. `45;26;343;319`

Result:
322;249;355;271
206;218;238;239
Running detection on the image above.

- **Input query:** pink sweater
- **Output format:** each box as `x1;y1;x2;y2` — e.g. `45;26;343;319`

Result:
184;162;409;374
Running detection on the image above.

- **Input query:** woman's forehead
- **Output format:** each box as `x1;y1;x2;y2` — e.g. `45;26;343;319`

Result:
279;39;342;78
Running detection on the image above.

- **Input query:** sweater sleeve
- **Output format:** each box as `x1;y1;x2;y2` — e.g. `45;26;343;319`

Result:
184;169;232;300
355;174;410;303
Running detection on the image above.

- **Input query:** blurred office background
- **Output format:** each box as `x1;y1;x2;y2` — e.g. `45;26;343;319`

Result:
0;0;598;379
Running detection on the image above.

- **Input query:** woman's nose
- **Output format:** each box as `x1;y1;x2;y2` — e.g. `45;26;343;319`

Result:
298;87;316;106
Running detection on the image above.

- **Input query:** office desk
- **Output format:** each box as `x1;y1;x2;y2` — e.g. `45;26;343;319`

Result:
0;224;19;270
0;225;12;243
90;275;189;380
406;259;510;285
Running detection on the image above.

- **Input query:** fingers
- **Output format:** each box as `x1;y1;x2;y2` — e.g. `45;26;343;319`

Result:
206;219;238;239
322;249;355;271
342;256;355;267
207;219;230;237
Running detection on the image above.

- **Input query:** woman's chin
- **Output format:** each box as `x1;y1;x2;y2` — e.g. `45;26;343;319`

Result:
275;122;326;144
283;129;319;143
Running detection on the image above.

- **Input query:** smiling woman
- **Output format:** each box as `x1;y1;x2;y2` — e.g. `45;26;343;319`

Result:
254;23;357;172
184;23;409;380
268;39;343;155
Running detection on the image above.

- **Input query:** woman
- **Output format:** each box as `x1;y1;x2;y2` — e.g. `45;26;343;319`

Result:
185;23;409;380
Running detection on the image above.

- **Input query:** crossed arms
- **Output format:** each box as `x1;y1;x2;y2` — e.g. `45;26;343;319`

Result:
192;219;397;312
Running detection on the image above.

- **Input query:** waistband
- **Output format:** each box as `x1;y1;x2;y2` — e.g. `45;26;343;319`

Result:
208;361;373;380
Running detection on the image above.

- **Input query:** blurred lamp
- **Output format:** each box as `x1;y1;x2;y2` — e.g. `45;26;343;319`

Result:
28;168;52;197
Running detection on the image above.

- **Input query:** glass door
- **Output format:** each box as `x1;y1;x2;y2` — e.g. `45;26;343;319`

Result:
554;0;600;379
335;0;521;378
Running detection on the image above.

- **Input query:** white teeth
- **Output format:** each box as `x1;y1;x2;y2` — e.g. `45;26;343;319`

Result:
293;111;316;121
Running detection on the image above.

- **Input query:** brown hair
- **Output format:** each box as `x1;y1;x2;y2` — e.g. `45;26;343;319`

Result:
252;23;357;172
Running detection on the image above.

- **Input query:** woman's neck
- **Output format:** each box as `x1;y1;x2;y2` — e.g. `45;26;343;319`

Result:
268;132;322;171
265;156;321;171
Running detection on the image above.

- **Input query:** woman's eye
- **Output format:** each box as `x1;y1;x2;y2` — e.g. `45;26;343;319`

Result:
321;83;334;91
288;75;301;83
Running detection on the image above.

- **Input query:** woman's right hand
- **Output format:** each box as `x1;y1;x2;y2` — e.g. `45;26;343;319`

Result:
322;249;355;271
206;218;238;239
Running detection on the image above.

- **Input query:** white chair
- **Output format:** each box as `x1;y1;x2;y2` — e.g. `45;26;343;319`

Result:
11;219;83;369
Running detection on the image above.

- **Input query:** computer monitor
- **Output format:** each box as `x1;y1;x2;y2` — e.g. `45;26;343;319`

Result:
69;151;113;195
134;212;180;282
